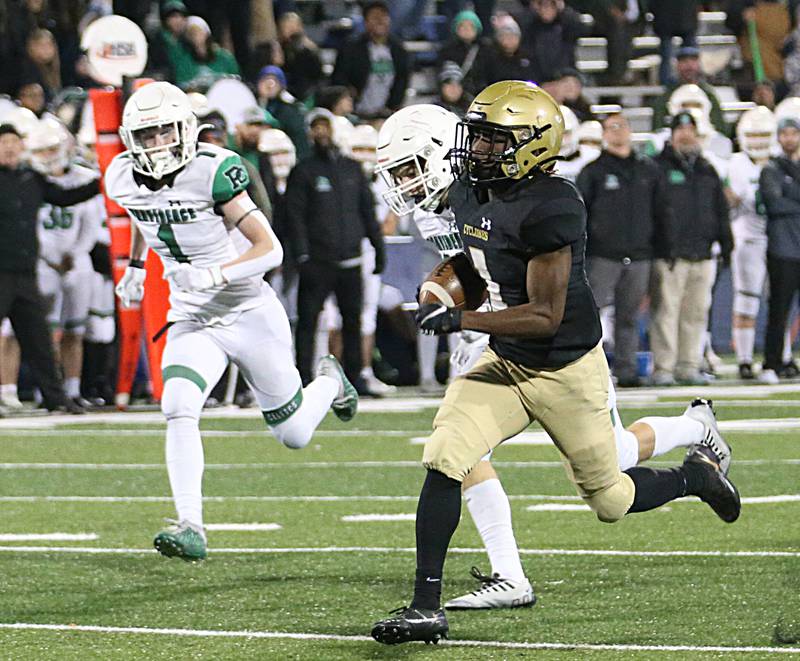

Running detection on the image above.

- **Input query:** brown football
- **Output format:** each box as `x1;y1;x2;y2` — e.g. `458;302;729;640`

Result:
418;253;489;310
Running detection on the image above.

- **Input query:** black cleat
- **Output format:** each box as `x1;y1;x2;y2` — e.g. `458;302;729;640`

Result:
371;606;449;645
684;445;741;523
779;361;800;379
738;363;754;380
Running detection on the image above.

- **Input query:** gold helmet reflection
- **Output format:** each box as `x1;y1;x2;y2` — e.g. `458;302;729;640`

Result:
451;80;564;184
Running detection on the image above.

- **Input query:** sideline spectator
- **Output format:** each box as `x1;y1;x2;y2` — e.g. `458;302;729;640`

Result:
435;62;473;115
516;0;585;84
559;68;592;121
224;108;276;217
442;1;497;40
285;109;385;388
19;29;61;102
256;65;310;160
15;82;46;118
652;47;727;135
649;0;699;85
317;85;356;120
331;0;410;119
185;0;253;78
170;15;239;90
277;12;323;104
0;123;99;413
147;0;189;81
726;0;794;85
437;10;485;80
758;115;800;381
578;113;673;387
465;15;537;96
650;112;732;386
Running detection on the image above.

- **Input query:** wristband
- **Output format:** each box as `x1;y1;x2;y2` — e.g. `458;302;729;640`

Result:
129;259;145;269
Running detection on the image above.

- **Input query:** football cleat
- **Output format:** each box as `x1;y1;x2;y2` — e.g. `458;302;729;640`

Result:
758;368;780;384
153;519;207;562
444;567;536;610
0;392;24;411
683;398;731;475
316;354;358;422
738;363;755;380
779;361;800;379
371;606;449;645
684;445;741;523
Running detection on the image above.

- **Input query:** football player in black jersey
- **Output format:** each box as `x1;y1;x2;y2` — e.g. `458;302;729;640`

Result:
370;81;741;646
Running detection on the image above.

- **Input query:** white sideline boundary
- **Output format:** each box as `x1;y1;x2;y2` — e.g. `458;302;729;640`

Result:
1;623;798;655
0;545;797;558
0;533;97;542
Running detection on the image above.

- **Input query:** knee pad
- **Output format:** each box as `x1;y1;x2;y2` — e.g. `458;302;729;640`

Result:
161;379;204;421
584;472;635;523
733;291;761;318
271;415;313;450
422;426;480;483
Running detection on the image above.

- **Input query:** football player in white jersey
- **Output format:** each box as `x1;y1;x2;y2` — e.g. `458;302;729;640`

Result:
727;106;778;380
27;117;102;407
375;101;726;611
106;82;358;561
555;105;598;182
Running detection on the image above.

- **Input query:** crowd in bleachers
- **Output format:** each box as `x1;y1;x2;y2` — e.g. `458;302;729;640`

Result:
1;0;800;411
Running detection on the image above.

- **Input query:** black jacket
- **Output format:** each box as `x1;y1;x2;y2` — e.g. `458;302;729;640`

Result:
577;151;673;261
654;144;732;261
759;155;800;261
0;165;99;275
331;34;409;113
284;147;384;265
515;6;586;82
464;43;540;97
649;0;699;38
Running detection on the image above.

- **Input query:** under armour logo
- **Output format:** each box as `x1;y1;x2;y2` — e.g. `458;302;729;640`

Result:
480;217;492;230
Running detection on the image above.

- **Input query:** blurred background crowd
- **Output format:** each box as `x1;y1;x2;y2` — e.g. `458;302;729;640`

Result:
1;0;800;414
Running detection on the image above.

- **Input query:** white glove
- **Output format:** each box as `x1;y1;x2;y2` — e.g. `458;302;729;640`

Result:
450;331;490;375
115;266;146;308
166;263;226;292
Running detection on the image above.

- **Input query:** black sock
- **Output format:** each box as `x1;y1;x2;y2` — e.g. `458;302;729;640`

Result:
625;463;706;513
411;469;462;611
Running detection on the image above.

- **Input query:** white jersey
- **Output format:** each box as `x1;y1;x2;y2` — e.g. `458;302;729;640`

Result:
105;142;264;322
413;206;463;258
556;149;598;182
726;151;766;240
37;163;102;271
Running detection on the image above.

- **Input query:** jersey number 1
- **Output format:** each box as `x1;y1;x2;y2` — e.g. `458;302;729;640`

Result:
468;246;506;310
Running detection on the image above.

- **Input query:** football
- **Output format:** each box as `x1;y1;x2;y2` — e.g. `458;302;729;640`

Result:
418;252;488;310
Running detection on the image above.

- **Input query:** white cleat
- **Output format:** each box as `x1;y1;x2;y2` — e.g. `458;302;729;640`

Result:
683;398;731;476
444;567;536;610
363;372;397;397
758;368;779;385
0;393;24;411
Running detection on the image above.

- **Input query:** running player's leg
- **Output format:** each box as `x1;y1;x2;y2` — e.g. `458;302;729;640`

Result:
230;297;352;450
731;236;766;377
157;322;228;560
60;269;92;402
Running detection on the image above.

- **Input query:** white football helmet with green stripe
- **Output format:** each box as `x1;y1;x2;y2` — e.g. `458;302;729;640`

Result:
120;81;199;180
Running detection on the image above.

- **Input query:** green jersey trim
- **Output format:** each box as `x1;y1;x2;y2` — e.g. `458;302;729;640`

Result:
212;154;250;203
163;365;207;392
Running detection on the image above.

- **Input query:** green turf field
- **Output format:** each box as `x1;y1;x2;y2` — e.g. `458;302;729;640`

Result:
0;389;798;659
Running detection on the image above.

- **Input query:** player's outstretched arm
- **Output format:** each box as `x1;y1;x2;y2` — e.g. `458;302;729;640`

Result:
460;246;570;338
219;191;283;278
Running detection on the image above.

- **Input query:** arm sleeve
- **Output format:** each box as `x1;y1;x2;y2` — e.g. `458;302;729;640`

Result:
760;163;800;218
212;153;250;204
519;197;585;256
284;165;310;259
43;175;100;207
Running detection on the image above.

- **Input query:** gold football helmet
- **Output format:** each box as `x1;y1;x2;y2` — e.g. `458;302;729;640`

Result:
450;80;564;185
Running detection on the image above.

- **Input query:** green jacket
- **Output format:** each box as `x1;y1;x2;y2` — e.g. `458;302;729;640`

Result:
170;42;240;89
265;98;310;160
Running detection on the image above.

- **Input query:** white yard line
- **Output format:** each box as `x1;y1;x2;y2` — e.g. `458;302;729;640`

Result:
0;545;797;558
340;514;416;522
205;523;281;532
0;533;97;542
1;622;797;654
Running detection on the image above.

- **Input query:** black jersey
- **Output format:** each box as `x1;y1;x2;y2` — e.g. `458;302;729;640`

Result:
448;172;602;369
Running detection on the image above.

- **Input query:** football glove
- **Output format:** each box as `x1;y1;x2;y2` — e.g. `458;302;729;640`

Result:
450;331;490;373
167;263;226;292
416;303;462;335
115;265;146;308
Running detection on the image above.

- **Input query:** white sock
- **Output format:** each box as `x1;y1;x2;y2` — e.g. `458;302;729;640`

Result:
637;415;704;458
464;478;525;582
782;328;793;363
732;327;755;364
360;365;375;380
166;417;204;528
1;383;17;398
417;333;438;383
616;428;640;471
271;376;339;449
64;376;81;398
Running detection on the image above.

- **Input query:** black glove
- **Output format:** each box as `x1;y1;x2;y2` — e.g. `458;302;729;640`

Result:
415;303;462;335
372;242;386;275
